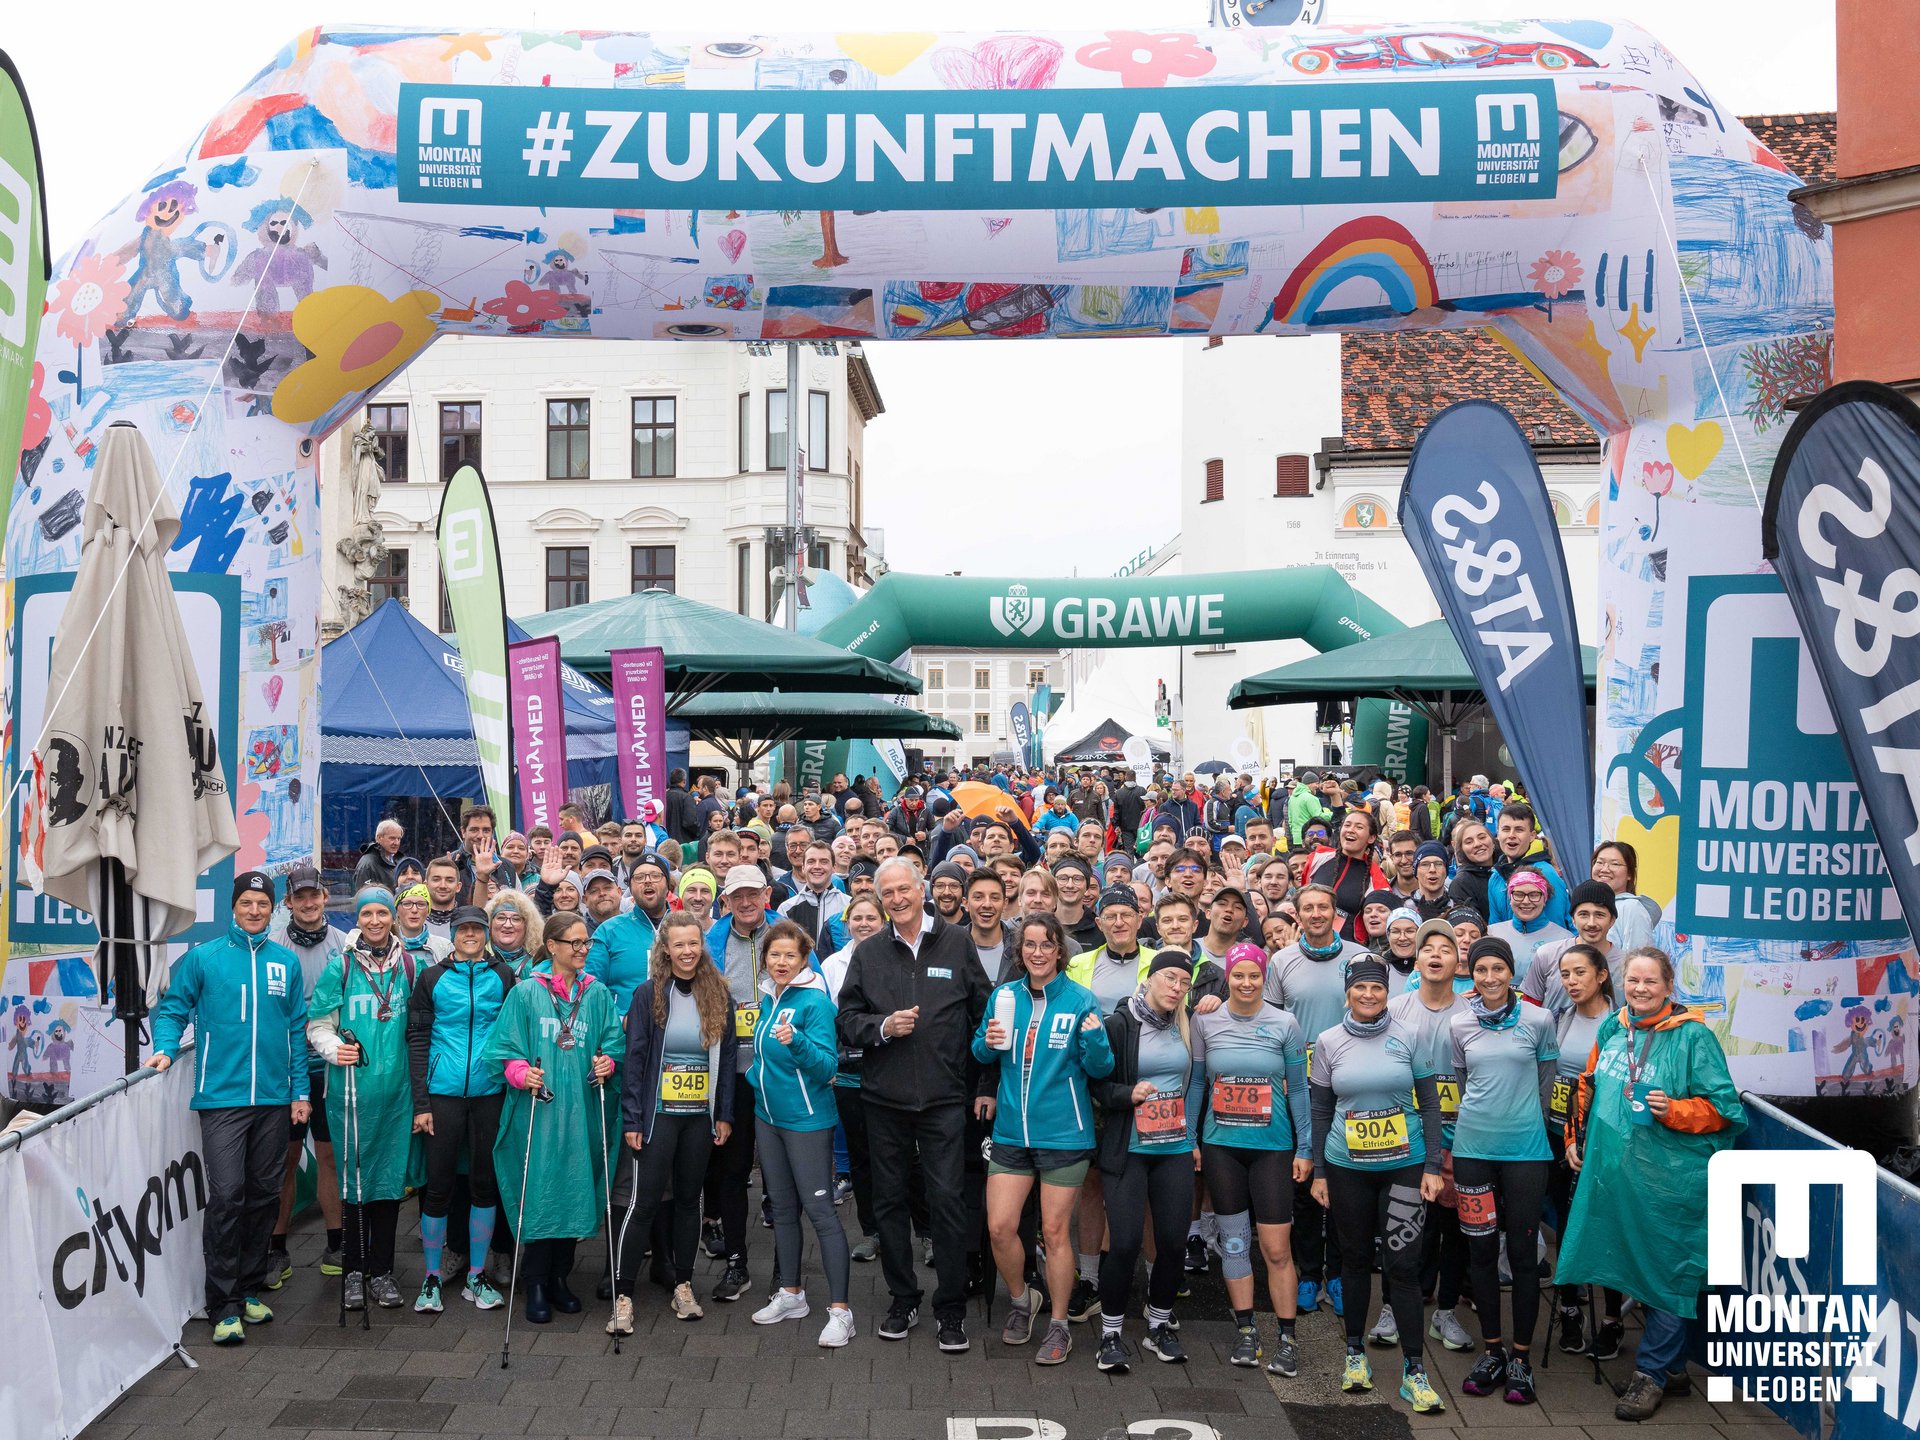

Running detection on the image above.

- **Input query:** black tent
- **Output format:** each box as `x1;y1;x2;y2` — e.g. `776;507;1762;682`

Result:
1051;718;1171;765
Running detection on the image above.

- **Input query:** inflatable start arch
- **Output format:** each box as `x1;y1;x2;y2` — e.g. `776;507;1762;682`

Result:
11;21;1884;1095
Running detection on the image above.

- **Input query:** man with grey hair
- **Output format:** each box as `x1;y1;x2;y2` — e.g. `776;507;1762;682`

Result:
352;818;402;893
837;856;992;1353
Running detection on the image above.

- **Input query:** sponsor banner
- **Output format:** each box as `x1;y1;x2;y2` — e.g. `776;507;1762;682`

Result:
1762;382;1920;950
398;78;1558;212
436;465;513;822
0;53;49;541
1672;576;1902;941
1008;701;1032;762
8;573;239;949
609;646;666;824
1707;1100;1920;1438
0;1052;204;1440
1398;400;1594;881
507;637;568;833
1030;685;1052;769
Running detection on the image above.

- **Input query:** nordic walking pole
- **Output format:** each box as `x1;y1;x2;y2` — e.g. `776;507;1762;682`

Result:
501;1073;548;1370
341;1029;370;1332
336;1058;348;1329
593;1054;621;1354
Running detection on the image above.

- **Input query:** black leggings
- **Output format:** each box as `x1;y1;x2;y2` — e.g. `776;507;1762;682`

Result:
1325;1162;1427;1361
343;1198;400;1277
1201;1143;1293;1226
1547;1131;1622;1318
421;1092;503;1214
1453;1155;1550;1349
616;1112;713;1295
1420;1197;1469;1307
702;1075;757;1261
1098;1150;1192;1318
525;1237;578;1286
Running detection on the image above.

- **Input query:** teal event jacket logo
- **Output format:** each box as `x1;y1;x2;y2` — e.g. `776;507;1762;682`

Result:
397;79;1559;210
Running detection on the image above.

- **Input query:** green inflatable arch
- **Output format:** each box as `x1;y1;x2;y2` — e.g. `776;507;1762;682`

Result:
813;567;1426;781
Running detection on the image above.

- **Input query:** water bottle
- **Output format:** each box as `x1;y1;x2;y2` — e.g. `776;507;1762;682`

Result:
992;987;1017;1050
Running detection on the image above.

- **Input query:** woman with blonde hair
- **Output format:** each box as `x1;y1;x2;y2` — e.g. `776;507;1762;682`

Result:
609;911;737;1332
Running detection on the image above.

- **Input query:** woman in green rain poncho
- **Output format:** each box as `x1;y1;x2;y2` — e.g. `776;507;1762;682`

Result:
308;887;428;1312
1556;945;1746;1424
484;910;623;1325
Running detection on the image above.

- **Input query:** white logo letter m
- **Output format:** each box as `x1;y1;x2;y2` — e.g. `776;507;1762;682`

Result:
1706;1148;1877;1287
421;97;482;147
1475;93;1539;143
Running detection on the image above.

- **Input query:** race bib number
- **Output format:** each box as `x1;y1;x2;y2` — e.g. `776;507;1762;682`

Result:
735;1004;759;1039
1135;1092;1188;1146
1433;1077;1461;1121
660;1063;709;1114
1210;1075;1274;1128
1549;1076;1572;1119
1344;1106;1410;1163
1305;1042;1314;1081
1456;1182;1498;1236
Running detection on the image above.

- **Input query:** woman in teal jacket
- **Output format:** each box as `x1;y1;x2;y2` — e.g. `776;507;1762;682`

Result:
972;910;1114;1364
747;920;854;1346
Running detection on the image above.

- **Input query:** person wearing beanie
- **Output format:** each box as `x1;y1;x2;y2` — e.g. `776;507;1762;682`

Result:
1447;907;1487;950
1409;842;1453;922
1262;882;1370;1315
1090;947;1203;1372
1486;868;1572;976
678;866;719;919
927;861;969;923
1521;882;1623;1018
308;885;425;1315
1449;935;1558;1406
1071;885;1160;1016
1360;888;1401;956
407;905;517;1315
1379;907;1422;977
1306;950;1446;1410
1389;918;1474;1354
147;870;310;1345
1191;941;1312;1376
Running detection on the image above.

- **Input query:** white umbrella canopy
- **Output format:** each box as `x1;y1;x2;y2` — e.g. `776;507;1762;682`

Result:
30;422;239;982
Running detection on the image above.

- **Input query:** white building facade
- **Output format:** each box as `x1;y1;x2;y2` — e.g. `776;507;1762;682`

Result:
319;336;884;632
904;649;1066;771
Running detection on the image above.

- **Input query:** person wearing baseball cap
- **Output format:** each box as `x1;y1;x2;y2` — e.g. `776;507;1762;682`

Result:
408;904;518;1316
579;861;624;930
148;870;311;1344
1307;954;1446;1410
269;864;348;1284
701;864;781;1302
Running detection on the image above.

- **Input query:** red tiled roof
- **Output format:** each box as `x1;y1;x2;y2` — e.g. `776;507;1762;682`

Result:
1339;112;1835;454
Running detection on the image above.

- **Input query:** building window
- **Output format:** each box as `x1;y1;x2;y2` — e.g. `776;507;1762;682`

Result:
545;546;590;611
973;713;991;735
808;391;829;473
367;404;409;482
1028;666;1047;687
440;402;482;480
368;547;408;610
631;396;676;478
974;666;991;690
737;392;751;472
1275;454;1311;498
806;539;831;572
546;399;591;480
630;545;676;594
1203;457;1224;503
438;578;454;634
927;665;945;690
736;541;752;615
766;390;789;471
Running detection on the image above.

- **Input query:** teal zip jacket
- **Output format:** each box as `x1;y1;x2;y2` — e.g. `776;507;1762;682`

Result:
971;972;1115;1151
750;967;840;1131
151;924;310;1111
586;905;668;1020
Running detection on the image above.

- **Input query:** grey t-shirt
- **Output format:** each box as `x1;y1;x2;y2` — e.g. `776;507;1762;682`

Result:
1521;936;1622;1019
1088;947;1146;1015
1487;919;1572;977
271;920;346;1069
972;936;1006;986
1131;1016;1194;1155
1311;1021;1430;1172
1387;987;1467;1145
1447;1003;1558;1162
724;921;769;1073
1264;939;1369;1073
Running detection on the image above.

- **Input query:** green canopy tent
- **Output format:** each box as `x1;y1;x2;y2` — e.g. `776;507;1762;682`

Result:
518;588;920;706
672;690;963;787
1226;619;1598;796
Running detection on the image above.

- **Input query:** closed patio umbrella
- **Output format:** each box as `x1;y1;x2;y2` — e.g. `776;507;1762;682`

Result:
29;422;239;1070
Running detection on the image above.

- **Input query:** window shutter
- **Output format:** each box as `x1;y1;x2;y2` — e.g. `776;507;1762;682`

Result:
1204;458;1224;503
1275;454;1311;498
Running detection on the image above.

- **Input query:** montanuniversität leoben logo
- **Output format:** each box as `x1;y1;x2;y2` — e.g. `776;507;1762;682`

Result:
990;584;1046;639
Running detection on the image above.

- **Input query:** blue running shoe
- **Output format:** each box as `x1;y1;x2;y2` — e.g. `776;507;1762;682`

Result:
1328;1277;1345;1317
1297;1279;1320;1312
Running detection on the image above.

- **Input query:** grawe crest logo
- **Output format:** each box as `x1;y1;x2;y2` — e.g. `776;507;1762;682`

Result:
990;584;1046;639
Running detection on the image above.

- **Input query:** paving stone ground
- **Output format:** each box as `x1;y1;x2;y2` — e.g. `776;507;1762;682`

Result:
86;1180;1795;1440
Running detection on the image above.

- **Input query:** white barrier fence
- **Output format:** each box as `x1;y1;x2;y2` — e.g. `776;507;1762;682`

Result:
0;1051;203;1440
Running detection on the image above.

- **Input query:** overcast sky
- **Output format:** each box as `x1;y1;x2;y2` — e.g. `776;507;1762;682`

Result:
11;1;1835;575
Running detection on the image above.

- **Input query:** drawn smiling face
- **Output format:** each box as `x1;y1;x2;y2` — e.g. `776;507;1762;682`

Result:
147;197;184;232
263;214;295;246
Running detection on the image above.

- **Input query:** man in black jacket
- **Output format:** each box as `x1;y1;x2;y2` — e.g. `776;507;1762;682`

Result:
837;857;993;1352
664;769;697;844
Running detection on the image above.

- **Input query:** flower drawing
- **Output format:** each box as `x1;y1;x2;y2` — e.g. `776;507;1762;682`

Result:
481;281;566;333
272;286;440;427
50;251;131;349
1526;249;1583;301
1075;31;1216;88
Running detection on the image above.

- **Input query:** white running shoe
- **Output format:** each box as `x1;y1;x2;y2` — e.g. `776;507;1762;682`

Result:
818;1306;856;1348
753;1289;811;1325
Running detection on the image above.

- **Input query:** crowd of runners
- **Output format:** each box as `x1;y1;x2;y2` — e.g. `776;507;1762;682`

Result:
147;762;1745;1423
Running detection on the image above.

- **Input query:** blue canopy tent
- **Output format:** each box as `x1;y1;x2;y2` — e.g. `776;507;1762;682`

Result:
322;600;645;868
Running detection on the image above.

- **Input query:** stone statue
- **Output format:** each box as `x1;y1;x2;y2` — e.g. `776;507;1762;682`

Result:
332;418;388;633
